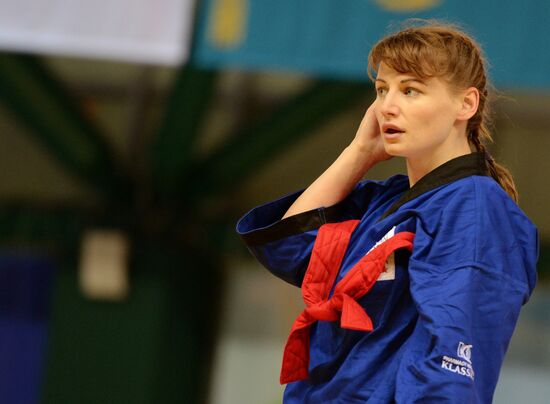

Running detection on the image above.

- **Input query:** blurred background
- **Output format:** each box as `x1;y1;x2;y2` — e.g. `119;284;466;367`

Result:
0;0;548;403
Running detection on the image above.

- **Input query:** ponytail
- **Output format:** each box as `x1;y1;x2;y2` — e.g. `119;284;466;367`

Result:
468;126;518;203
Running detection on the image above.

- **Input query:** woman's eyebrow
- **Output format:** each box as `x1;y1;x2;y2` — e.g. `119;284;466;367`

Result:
375;77;427;85
401;78;427;85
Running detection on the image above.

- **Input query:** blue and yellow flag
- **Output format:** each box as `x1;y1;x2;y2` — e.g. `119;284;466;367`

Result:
194;0;550;88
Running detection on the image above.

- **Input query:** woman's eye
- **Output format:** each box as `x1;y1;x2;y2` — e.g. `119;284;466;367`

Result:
404;87;420;96
376;87;387;96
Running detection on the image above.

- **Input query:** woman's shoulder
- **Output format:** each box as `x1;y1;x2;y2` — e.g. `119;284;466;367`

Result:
437;175;538;257
470;176;534;224
414;175;538;286
432;174;536;232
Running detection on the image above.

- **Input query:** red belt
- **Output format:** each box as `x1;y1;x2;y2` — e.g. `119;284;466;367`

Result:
280;219;414;384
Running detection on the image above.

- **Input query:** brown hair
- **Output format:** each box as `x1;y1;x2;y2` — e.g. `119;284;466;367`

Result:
367;19;518;202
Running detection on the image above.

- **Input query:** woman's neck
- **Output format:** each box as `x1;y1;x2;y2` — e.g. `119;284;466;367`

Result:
406;141;472;187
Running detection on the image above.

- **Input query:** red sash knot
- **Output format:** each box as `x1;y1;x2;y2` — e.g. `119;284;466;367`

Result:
280;219;414;384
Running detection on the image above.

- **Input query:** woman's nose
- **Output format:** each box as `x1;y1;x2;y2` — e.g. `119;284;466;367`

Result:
379;92;400;117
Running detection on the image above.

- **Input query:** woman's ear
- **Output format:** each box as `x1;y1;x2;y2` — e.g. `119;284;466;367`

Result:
457;87;480;121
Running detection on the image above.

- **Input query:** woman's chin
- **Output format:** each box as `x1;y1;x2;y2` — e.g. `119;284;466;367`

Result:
383;144;407;157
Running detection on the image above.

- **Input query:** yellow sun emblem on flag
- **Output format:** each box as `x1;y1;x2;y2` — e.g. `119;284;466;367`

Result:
374;0;441;12
208;0;248;49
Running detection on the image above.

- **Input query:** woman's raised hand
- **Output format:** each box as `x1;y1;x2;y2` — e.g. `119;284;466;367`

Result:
351;102;392;165
282;102;392;218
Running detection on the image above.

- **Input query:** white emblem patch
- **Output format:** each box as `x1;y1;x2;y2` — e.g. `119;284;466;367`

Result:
367;226;396;255
367;226;397;282
377;252;395;281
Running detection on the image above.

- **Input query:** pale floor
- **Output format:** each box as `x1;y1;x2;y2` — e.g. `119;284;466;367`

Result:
210;260;550;404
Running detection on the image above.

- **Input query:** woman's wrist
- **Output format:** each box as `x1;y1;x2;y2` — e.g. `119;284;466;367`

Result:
346;141;378;173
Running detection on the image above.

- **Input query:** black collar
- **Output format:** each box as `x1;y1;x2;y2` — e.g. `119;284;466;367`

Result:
379;152;490;221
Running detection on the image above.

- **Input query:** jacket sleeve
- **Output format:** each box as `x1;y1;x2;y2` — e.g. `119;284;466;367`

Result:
235;189;352;287
394;259;531;403
394;180;539;403
235;175;408;287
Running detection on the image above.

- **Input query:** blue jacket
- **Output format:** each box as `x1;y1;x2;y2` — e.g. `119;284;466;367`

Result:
236;153;538;403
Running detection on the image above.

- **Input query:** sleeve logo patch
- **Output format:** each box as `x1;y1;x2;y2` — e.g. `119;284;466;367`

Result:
441;341;475;380
457;341;472;363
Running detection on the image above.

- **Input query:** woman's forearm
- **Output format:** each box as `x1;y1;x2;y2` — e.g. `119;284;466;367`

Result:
282;103;388;219
282;143;377;219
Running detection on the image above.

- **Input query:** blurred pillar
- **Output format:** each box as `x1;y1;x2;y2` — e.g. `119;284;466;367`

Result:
152;65;218;199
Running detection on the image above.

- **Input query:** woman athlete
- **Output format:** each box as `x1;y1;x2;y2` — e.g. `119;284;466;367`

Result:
236;20;538;403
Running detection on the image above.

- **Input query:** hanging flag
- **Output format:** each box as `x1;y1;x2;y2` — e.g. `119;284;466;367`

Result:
193;0;550;88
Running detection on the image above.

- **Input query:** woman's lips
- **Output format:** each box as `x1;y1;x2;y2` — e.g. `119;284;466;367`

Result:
383;131;404;141
382;123;405;133
382;124;405;141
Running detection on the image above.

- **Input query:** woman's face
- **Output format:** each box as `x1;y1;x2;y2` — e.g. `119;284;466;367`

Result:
374;63;466;163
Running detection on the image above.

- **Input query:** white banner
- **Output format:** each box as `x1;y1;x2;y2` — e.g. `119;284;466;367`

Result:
0;0;195;65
